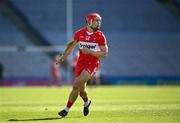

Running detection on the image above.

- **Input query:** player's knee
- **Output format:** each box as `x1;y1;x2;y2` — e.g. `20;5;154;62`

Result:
79;86;85;92
73;82;79;90
74;84;84;92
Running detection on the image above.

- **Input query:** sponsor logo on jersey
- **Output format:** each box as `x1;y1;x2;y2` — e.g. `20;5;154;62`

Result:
79;41;100;51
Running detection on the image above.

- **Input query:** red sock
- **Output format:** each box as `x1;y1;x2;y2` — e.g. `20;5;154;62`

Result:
82;96;88;102
66;101;73;108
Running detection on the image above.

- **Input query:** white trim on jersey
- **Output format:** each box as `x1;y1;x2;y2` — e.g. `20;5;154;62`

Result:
86;31;94;35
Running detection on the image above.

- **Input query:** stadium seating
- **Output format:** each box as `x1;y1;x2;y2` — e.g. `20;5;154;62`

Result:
0;0;180;83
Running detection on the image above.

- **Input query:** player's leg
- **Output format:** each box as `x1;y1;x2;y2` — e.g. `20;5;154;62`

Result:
58;70;91;117
79;66;98;116
79;87;88;104
70;70;91;101
79;83;92;116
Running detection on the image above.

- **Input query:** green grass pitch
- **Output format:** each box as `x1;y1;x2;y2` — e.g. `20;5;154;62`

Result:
0;86;180;123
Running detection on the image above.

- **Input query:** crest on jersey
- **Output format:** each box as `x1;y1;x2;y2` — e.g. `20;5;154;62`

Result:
85;36;91;41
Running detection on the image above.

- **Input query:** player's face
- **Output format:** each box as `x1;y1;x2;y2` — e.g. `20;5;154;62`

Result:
91;17;102;30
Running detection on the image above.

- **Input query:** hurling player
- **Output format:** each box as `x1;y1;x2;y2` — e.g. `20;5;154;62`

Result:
56;13;108;117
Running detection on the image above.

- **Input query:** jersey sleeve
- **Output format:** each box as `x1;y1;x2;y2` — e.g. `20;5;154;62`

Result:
73;30;80;42
99;33;107;46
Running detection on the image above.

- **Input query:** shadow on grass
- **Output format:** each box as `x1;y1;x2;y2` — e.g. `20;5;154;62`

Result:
8;117;63;121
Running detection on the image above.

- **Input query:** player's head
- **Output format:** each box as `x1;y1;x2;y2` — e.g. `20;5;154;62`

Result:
86;13;102;31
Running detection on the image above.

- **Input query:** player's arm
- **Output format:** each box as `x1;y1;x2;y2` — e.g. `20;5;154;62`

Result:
81;44;108;58
56;40;78;64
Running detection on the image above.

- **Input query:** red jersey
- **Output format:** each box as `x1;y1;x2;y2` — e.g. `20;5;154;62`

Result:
74;27;107;67
73;27;107;77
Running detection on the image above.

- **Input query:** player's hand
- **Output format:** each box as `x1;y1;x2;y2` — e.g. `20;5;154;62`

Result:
56;55;65;64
